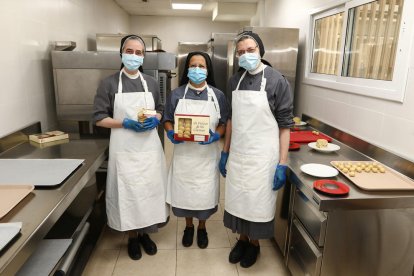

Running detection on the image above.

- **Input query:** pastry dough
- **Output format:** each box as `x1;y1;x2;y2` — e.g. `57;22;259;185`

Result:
316;139;328;148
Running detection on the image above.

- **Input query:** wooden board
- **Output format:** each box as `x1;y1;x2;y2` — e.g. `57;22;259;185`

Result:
330;161;414;191
0;185;34;219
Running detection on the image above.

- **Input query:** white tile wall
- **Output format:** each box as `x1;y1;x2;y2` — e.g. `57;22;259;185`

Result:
255;0;414;162
0;0;129;137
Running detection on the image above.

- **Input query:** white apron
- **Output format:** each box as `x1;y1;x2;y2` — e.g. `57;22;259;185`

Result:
167;84;221;210
225;66;280;222
106;71;168;231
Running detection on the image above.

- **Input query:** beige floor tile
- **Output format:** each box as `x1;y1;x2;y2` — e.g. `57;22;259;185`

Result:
176;248;238;276
237;246;289;276
82;249;119;276
150;217;178;250
113;249;176;276
177;220;230;249
95;226;125;251
208;202;224;221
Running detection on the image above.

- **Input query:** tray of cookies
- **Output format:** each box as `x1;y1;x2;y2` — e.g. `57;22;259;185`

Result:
330;161;414;190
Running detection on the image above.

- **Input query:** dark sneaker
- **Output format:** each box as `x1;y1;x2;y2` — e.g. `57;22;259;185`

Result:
229;239;249;263
127;237;142;260
140;234;157;255
182;226;194;247
197;228;208;249
240;243;260;268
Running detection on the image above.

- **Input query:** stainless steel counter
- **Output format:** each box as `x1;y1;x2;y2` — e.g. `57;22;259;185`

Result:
0;139;109;275
288;136;414;211
282;117;414;276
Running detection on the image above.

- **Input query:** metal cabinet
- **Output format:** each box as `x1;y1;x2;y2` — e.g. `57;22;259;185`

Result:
287;189;326;276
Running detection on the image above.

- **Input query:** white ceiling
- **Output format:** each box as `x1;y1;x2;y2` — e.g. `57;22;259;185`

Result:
114;0;259;21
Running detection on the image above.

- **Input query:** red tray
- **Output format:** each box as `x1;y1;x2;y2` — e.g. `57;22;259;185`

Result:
313;179;349;196
290;131;332;143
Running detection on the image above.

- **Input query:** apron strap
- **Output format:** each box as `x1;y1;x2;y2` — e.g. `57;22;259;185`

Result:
181;84;221;120
118;70;150;108
235;65;268;92
207;86;221;119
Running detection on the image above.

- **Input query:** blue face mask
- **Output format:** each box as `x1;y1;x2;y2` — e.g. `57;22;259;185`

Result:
187;67;207;84
122;54;144;71
238;53;260;71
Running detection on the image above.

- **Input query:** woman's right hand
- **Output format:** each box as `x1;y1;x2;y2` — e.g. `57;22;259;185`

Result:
167;130;184;144
122;118;147;132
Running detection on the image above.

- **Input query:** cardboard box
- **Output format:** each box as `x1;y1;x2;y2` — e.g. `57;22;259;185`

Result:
174;114;210;142
29;131;69;144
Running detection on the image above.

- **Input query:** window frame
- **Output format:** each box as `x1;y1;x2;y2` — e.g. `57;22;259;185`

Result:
304;0;413;102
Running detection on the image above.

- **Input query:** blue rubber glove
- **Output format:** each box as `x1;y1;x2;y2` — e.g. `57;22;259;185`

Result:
273;164;288;191
143;117;160;130
219;151;229;177
199;129;220;145
122;118;146;132
167;130;183;144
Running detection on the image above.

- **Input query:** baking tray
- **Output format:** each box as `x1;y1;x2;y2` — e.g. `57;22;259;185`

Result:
0;159;84;187
0;185;34;219
331;161;414;191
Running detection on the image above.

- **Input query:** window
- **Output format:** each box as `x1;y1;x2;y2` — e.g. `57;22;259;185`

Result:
312;12;344;75
305;0;413;102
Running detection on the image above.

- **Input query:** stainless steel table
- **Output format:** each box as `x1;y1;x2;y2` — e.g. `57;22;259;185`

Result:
0;139;108;275
281;132;414;276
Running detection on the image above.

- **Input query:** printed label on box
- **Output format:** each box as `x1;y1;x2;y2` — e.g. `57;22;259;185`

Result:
174;114;210;142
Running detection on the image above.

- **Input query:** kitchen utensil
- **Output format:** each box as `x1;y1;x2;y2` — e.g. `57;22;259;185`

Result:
300;163;339;178
313;179;349;196
308;142;340;153
0;185;34;219
290;131;332;143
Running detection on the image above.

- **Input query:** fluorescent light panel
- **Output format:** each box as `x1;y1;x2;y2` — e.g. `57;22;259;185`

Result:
172;3;202;10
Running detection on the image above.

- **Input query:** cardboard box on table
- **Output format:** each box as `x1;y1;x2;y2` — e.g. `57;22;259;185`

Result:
174;114;210;142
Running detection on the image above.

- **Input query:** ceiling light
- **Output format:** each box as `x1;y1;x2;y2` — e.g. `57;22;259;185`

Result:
172;3;203;10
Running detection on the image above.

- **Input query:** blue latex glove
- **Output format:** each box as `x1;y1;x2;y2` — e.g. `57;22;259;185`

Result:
143;117;160;130
219;151;229;177
122;118;146;132
199;129;220;145
167;130;183;144
273;164;288;191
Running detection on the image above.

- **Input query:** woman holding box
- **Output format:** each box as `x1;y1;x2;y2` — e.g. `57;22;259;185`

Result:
163;52;229;249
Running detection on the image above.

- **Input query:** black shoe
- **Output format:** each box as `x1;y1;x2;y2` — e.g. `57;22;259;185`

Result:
182;225;194;247
240;243;260;268
140;234;157;255
197;228;208;249
127;237;142;260
229;239;249;264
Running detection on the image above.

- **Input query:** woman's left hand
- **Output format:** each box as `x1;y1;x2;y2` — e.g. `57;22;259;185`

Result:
199;129;220;145
273;164;287;190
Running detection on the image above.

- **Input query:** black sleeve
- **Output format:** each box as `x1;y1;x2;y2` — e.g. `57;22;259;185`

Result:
273;76;294;128
93;79;113;124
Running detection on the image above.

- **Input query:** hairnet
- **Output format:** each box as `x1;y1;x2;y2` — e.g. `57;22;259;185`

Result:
179;51;217;87
236;31;265;58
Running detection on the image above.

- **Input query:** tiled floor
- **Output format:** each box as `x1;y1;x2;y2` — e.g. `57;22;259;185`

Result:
82;138;290;276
